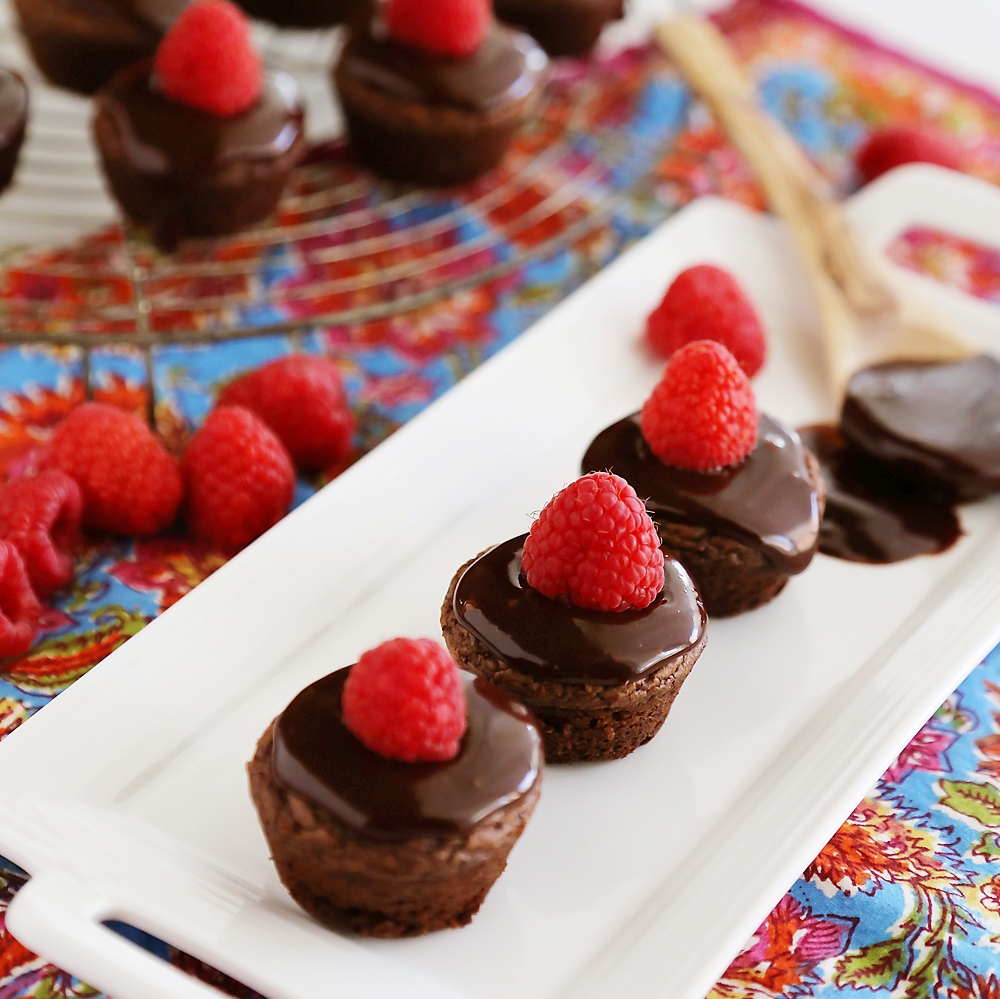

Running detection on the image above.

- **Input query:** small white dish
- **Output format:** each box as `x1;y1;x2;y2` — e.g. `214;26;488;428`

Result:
2;165;1000;999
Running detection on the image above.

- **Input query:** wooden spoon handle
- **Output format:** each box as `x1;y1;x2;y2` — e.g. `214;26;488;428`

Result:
656;16;896;391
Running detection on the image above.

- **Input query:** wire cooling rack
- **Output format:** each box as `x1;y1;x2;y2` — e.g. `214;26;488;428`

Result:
0;1;684;377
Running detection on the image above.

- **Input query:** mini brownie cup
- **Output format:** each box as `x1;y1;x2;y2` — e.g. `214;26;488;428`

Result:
333;3;547;186
493;0;624;58
442;473;707;764
583;342;824;618
235;0;362;27
249;641;542;937
93;1;306;250
12;0;187;95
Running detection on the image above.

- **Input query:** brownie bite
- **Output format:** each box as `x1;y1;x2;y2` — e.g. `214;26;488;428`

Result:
584;413;824;617
0;69;29;195
94;61;305;249
333;3;547;186
12;0;186;95
235;0;362;27
249;660;542;937
443;469;707;765
494;0;623;58
840;355;1000;502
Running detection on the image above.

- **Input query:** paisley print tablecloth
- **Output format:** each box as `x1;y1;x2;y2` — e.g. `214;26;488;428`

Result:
3;1;1000;996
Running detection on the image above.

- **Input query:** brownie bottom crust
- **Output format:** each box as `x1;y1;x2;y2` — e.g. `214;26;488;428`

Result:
334;68;537;187
249;722;540;937
441;562;706;764
657;448;827;618
13;0;160;94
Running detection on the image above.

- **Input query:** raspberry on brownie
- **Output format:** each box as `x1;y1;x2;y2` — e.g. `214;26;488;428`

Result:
92;0;306;249
583;341;825;617
441;473;707;763
248;637;542;936
333;0;547;185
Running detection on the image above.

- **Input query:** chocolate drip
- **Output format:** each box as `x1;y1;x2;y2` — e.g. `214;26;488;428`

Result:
273;668;541;840
0;69;27;147
798;424;961;564
97;61;304;177
339;6;546;112
129;0;189;29
841;356;1000;502
453;535;705;685
582;414;820;575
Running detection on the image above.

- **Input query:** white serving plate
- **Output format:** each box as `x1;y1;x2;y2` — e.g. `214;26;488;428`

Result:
1;165;1000;999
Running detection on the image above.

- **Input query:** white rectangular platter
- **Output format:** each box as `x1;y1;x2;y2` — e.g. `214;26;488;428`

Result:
2;164;1000;999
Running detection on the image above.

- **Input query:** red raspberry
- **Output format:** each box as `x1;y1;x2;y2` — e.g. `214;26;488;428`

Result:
522;472;664;612
855;124;964;185
154;0;261;117
385;0;490;58
646;265;766;377
42;403;183;536
183;406;294;551
0;541;40;658
342;637;467;762
0;471;81;598
217;355;355;473
641;340;758;471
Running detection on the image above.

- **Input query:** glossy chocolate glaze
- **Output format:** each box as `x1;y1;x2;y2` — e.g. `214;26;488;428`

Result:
841;356;1000;502
0;69;27;194
582;414;821;575
453;534;705;685
129;0;188;28
97;60;304;177
273;667;541;840
799;424;961;564
338;5;546;112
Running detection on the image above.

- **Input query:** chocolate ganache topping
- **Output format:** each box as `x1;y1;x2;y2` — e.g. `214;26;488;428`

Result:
798;424;961;564
453;534;705;685
841;356;1000;502
96;60;304;177
273;667;541;839
582;414;821;574
338;5;546;112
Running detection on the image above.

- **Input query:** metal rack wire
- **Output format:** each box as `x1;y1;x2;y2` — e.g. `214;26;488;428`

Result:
0;3;682;418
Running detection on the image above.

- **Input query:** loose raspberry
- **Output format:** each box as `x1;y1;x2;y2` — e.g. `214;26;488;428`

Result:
0;471;81;598
183;406;294;551
0;541;40;658
641;340;758;471
855;124;964;185
385;0;491;58
522;472;664;612
154;0;261;117
42;403;183;536
342;637;467;762
217;355;355;473
646;265;766;377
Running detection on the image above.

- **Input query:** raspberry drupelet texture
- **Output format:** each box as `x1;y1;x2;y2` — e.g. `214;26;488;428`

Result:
641;340;758;471
385;0;491;58
218;355;355;473
183;406;295;551
0;471;81;597
342;638;468;762
854;124;963;185
154;0;262;117
522;472;664;612
646;264;767;377
42;403;183;537
0;540;41;658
